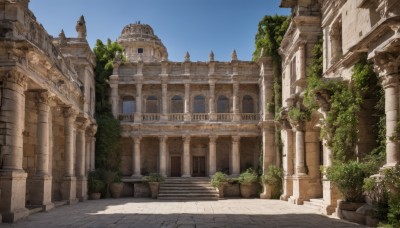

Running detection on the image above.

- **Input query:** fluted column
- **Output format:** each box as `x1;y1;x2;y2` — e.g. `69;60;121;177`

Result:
132;137;142;177
159;136;168;176
85;138;90;173
161;83;168;121
135;83;142;122
208;136;217;177
295;125;306;175
184;83;191;121
382;74;399;167
231;136;240;176
182;136;191;177
209;80;216;121
233;82;240;121
35;91;51;175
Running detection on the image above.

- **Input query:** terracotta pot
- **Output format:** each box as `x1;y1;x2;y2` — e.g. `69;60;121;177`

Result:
148;182;160;199
89;192;101;200
110;182;124;198
240;183;254;198
217;182;228;198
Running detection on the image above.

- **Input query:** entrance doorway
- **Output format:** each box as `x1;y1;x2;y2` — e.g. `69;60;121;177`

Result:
170;156;181;177
192;156;206;177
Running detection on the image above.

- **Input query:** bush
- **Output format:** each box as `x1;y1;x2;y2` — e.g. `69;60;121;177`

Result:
261;165;283;185
211;172;228;188
238;168;258;185
142;173;165;183
326;161;375;202
88;171;105;194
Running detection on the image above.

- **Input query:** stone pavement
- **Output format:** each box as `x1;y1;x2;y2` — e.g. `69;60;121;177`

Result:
1;198;364;228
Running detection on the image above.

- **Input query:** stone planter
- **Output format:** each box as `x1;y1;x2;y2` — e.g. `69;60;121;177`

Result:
260;183;273;199
216;182;228;198
240;183;256;198
148;182;160;199
336;200;367;225
89;192;101;200
110;182;124;198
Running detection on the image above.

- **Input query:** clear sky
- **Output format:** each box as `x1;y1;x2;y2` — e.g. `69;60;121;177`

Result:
30;0;290;62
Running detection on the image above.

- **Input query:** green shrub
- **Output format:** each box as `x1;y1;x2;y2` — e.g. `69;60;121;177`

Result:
142;173;165;183
326;161;375;202
211;172;228;188
238;168;258;185
261;165;283;186
88;171;105;194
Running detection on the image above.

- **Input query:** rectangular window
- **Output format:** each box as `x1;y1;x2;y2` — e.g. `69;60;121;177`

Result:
138;48;144;54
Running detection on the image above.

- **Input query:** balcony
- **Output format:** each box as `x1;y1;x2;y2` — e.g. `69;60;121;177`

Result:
169;113;185;121
241;113;260;121
119;114;135;122
192;114;209;121
118;113;260;123
217;113;233;122
142;114;160;122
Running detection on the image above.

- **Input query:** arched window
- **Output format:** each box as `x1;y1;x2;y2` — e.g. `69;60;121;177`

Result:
217;95;230;113
122;97;136;114
146;95;158;113
242;95;254;113
193;95;206;113
171;95;183;113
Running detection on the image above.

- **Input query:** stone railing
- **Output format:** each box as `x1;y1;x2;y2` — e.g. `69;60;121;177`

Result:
142;114;160;122
192;114;209;121
241;113;259;121
217;113;233;122
168;113;185;121
119;114;135;122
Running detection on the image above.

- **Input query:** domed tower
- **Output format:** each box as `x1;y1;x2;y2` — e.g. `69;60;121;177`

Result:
118;22;168;62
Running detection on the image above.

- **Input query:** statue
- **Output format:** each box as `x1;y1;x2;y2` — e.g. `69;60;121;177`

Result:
76;15;87;39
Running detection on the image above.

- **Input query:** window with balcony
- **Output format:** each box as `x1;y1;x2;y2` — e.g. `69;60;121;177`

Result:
217;95;230;113
146;95;159;113
193;95;206;113
171;95;184;113
122;97;136;114
242;95;254;113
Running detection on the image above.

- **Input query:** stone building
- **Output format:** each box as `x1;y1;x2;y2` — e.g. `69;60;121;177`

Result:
279;0;400;215
111;23;277;180
0;0;96;222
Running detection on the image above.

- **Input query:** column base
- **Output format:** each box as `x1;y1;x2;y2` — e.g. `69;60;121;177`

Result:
0;171;29;223
182;174;191;178
76;177;88;202
29;175;54;211
322;179;340;215
280;176;293;201
61;176;78;204
289;174;322;205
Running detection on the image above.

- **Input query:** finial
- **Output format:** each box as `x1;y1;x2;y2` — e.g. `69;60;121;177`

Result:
231;49;238;61
185;51;190;62
209;51;214;62
59;29;66;45
76;15;87;39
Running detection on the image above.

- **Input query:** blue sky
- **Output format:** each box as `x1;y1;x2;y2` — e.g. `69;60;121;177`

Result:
30;0;290;62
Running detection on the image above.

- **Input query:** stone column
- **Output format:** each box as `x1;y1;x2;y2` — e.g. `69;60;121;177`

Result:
233;82;240;121
76;117;88;202
159;136;168;176
281;125;294;201
135;83;142;123
209;80;216;121
62;107;78;204
131;137;142;177
30;91;55;211
161;83;168;121
110;84;119;119
382;75;399;167
294;125;306;175
85;138;90;173
208;136;217;177
230;136;240;176
184;83;191;121
88;124;97;171
0;70;30;222
182;136;191;177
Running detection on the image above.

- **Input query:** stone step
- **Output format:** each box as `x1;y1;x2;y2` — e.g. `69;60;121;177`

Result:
158;197;218;201
159;193;218;197
158;177;218;200
159;189;216;193
161;184;212;188
303;198;324;211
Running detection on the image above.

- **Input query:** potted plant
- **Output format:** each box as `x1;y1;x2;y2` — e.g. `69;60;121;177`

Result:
142;173;165;199
260;165;283;199
211;172;228;198
110;172;124;198
88;171;105;200
238;168;259;198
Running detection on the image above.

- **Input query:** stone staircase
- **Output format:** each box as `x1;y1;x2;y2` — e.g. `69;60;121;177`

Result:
303;198;324;212
158;177;219;200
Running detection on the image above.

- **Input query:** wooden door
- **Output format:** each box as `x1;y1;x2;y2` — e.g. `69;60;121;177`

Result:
192;156;206;177
170;156;181;177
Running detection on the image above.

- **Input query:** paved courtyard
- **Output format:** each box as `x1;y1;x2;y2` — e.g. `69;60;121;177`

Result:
1;198;364;228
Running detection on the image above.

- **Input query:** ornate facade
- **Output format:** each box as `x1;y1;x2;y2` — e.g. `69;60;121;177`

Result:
0;0;96;222
112;23;277;181
279;0;400;216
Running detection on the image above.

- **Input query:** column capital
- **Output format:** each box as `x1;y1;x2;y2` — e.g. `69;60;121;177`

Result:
87;124;97;137
3;70;28;89
159;135;168;143
183;135;191;144
232;135;241;143
76;117;90;131
373;52;400;79
132;136;142;144
63;107;79;120
209;135;218;143
35;90;53;105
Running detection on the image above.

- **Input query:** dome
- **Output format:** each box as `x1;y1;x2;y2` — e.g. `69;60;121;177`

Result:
118;22;168;62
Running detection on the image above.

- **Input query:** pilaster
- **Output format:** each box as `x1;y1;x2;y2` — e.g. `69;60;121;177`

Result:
184;83;191;121
159;136;168;177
